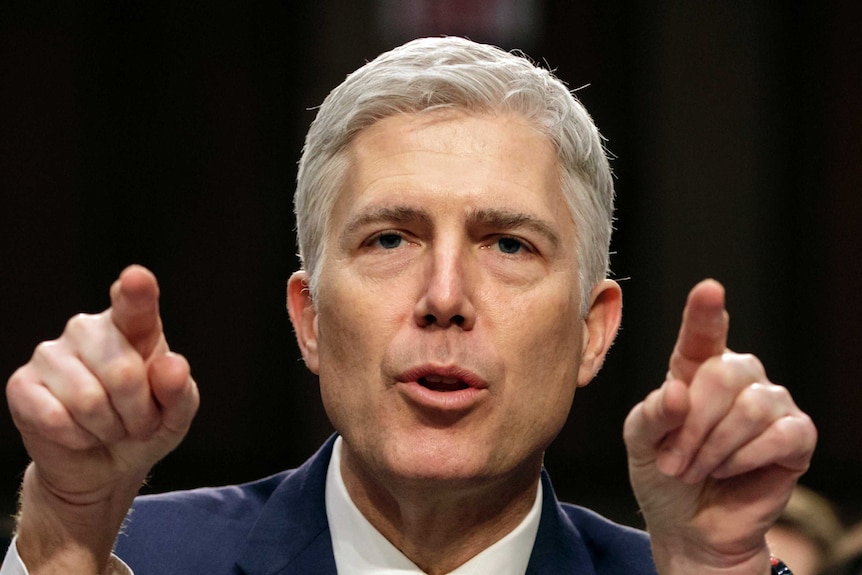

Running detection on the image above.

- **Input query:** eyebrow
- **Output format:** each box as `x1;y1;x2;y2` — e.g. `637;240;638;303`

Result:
468;208;561;249
341;205;433;240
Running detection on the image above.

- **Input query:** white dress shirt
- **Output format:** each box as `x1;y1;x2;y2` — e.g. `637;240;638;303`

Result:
1;437;542;575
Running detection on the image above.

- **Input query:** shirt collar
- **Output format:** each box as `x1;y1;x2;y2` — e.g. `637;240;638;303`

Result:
325;436;542;575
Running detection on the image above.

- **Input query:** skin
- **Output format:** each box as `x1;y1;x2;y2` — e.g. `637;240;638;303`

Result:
625;281;817;573
6;266;199;573
287;111;622;573
5;111;816;575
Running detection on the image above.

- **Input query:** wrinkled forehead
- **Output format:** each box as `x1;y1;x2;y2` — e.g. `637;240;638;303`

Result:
353;109;559;187
320;111;577;262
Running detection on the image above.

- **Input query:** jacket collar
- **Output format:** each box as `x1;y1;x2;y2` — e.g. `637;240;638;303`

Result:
236;436;338;575
235;436;594;575
526;470;595;575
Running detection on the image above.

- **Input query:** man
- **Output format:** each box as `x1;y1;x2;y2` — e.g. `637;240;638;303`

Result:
3;37;815;574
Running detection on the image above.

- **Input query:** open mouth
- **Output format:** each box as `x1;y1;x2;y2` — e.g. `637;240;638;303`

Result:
418;375;470;392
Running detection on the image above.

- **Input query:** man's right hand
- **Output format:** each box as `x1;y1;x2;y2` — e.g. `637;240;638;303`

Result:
5;265;199;573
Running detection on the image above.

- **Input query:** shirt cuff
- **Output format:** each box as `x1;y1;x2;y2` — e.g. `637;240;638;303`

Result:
2;536;133;575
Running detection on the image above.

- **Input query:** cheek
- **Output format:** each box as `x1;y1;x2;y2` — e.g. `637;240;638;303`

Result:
506;286;581;363
505;291;583;403
490;296;582;458
317;301;374;377
313;284;404;398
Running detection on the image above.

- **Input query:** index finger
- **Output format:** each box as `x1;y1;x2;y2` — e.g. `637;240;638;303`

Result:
668;279;729;383
109;265;164;358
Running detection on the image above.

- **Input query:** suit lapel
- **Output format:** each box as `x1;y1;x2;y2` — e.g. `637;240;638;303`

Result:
525;470;597;575
235;436;339;575
233;440;606;574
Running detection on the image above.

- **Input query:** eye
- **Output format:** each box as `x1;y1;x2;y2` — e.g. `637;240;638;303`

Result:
373;232;403;249
497;237;525;254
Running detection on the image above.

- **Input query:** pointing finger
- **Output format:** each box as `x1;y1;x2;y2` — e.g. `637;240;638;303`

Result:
109;265;164;359
668;279;729;383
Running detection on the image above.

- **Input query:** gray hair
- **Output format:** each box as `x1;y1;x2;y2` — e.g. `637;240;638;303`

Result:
294;36;614;314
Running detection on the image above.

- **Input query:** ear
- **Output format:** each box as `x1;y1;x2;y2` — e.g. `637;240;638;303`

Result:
576;279;622;387
287;271;320;374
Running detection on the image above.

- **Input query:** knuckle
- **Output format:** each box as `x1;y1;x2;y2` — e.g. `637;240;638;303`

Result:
768;383;793;407
6;365;30;397
5;375;102;450
782;412;818;450
64;311;113;346
736;352;765;375
102;358;145;395
6;397;33;432
737;382;789;422
721;352;766;379
697;357;736;391
6;369;43;426
698;353;767;392
737;386;770;421
64;312;94;338
31;340;61;366
67;385;108;419
39;401;73;435
39;399;106;450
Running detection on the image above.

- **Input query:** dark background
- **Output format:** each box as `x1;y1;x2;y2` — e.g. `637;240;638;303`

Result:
2;1;860;532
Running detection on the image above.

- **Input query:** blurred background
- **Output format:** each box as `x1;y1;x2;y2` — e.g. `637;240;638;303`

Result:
1;1;860;534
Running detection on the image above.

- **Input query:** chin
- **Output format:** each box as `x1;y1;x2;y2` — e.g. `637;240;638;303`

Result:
378;433;527;488
384;459;494;492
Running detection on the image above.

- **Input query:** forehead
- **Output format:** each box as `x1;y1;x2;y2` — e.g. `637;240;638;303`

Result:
331;111;574;238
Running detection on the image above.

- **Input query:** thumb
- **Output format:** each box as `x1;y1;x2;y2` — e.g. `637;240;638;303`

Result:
625;378;689;465
110;265;164;358
149;353;199;445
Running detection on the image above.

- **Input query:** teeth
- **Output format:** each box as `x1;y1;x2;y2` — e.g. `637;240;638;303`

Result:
423;375;459;384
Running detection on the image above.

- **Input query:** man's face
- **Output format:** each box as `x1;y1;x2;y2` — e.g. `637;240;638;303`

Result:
289;111;620;492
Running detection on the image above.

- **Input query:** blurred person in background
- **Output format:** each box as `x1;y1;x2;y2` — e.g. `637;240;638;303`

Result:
766;485;844;575
822;521;862;575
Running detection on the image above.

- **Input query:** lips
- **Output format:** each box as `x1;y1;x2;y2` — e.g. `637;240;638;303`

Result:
395;365;488;412
397;365;488;391
419;374;469;392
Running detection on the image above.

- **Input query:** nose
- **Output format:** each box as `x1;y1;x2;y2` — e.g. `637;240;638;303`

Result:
414;245;476;330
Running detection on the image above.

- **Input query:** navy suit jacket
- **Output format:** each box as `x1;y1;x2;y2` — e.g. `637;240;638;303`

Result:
115;437;657;574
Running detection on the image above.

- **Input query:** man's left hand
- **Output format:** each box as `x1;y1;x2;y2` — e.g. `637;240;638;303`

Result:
624;279;817;575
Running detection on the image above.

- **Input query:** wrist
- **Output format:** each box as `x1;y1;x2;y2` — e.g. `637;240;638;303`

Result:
651;535;774;575
15;463;142;573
